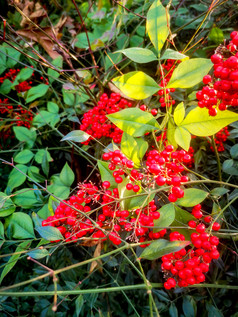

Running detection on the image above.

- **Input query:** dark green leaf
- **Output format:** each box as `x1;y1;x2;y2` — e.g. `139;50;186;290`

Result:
177;188;208;207
27;248;50;259
182;296;197;317
0;192;16;217
141;239;190;260
60;162;75;187
7;164;28;190
36;226;63;241
5;212;35;239
12;189;38;208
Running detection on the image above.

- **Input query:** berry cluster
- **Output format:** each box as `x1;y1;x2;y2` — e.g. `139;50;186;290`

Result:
212;127;230;152
102;146;191;203
196;31;238;116
162;204;221;289
42;182;165;246
80;93;133;144
157;88;176;108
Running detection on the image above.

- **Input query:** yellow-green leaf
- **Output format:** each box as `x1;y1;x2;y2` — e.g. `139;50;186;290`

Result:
179;108;238;137
174;102;185;125
146;0;169;55
167;58;213;88
174;127;191;151
112;71;159;100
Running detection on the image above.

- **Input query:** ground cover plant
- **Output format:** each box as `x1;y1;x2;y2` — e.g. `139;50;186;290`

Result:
0;0;238;316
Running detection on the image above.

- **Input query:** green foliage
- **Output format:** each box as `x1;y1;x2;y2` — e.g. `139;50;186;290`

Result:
5;212;35;239
140;239;190;260
112;71;159;99
115;48;157;63
107;108;160;137
121;133;148;167
153;203;175;231
146;0;169;55
167;58;213;88
61;130;90;143
177;188;208;207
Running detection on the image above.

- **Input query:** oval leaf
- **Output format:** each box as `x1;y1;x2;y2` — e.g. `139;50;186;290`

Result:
161;49;188;60
36;226;63;241
61;130;90;143
153;203;175;232
177;188;208;207
146;0;169;55
112;71;159;100
141;239;190;260
179;108;238;137
98;160;117;188
107;108;160;137
167;58;213;88
174;127;191;151
115;48;157;63
5;212;35;239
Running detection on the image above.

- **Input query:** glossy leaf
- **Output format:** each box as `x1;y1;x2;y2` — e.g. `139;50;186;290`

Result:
167;58;213;88
60;162;75;187
27;248;50;259
61;130;90;143
0;221;4;239
121;133;148;167
115;48;157;63
172;205;195;240
161;49;187;60
174;102;185;126
182;296;197;317
36;226;63;241
174;127;191;151
107;108;160;137
179;108;238;137
177;188;208;207
141;239;190;260
146;0;169;55
98;160;117;188
112;71;159;99
153;203;175;232
5;212;35;239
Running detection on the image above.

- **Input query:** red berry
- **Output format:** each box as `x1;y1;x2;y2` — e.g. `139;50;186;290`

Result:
212;222;220;231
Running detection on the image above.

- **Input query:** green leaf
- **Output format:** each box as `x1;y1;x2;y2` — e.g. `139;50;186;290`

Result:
160;49;187;60
36;226;63;241
172;205;195;240
5;46;21;68
0;241;30;284
7;164;28;190
146;0;169;55
28;166;45;183
140;239;190;260
206;303;223;317
60;163;75;187
75;295;84;316
35;149;53;164
174;127;191;151
153;203;175;232
121;133;148;167
169;303;178;317
48;176;70;199
0;47;7;74
0;79;12;94
167;58;213;88
75;32;97;49
14;150;34;164
33;110;60;127
61;130;90;143
210;187;229;198
47;101;59;114
177;188;208;207
48;56;63;83
13;126;36;148
107;108;160;137
38;204;53;219
0;192;16;217
5;212;35;239
27;248;50;259
182;296;197;317
118;177;155;211
115;48;157;63
14;67;34;83
26;84;49;103
112;71;159;99
167;118;177;149
208;27;224;44
12;189;38;208
174;102;185;125
223;159;238;176
230;144;238;159
0;221;4;239
42;149;49;177
179;108;238;137
98;160;117;189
